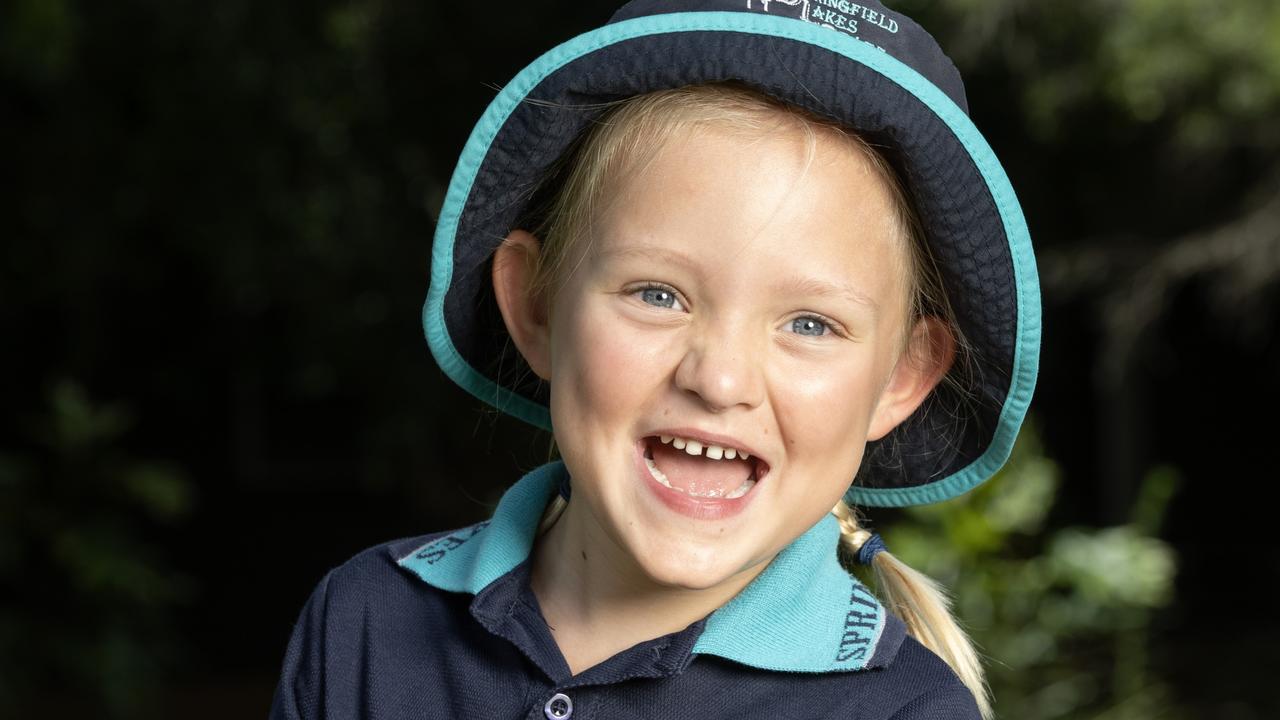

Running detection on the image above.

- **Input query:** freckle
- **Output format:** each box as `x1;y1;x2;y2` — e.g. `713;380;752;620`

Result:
581;551;587;561
663;409;670;416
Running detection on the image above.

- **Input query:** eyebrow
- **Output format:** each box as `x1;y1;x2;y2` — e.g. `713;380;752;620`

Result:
598;244;881;314
774;276;881;314
598;244;701;270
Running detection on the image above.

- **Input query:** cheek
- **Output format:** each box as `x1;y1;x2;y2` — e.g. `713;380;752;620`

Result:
548;298;672;430
771;354;881;464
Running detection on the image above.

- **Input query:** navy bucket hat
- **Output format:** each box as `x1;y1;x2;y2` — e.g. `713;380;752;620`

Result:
425;0;1042;507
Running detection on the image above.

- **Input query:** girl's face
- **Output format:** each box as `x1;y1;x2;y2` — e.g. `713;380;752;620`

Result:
537;122;929;591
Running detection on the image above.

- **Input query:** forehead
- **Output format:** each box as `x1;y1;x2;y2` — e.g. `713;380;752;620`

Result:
586;122;908;309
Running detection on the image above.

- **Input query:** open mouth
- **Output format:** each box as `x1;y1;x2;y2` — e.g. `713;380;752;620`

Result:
641;434;769;500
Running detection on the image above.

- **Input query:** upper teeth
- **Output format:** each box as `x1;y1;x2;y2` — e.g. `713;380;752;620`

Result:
659;435;750;461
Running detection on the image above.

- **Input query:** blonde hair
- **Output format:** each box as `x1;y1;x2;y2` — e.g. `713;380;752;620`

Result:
517;81;990;719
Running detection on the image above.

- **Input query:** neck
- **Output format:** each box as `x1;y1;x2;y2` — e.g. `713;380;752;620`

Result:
528;498;766;676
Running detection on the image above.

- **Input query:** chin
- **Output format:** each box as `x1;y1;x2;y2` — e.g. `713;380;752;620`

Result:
629;538;757;591
642;562;730;592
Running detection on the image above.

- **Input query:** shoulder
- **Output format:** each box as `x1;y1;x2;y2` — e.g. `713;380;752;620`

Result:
691;614;981;719
333;527;459;581
269;525;486;720
874;632;983;719
290;525;478;628
793;617;981;719
282;520;486;638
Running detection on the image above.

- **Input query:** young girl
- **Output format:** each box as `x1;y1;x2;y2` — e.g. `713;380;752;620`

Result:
270;1;1039;719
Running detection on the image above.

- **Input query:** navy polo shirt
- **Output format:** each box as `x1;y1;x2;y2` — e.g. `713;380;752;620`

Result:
269;462;981;719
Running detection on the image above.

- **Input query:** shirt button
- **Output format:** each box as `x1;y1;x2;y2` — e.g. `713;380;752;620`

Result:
544;692;573;719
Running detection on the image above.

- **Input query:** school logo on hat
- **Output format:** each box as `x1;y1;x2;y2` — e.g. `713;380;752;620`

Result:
747;0;901;47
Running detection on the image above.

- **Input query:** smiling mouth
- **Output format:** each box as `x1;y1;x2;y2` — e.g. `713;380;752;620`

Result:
641;435;768;500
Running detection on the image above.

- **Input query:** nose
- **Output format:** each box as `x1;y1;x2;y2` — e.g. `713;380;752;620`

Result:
673;316;765;412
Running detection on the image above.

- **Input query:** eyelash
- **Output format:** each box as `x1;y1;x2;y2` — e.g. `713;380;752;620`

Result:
629;283;841;339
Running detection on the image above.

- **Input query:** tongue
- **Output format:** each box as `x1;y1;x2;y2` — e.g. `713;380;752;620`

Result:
649;440;754;496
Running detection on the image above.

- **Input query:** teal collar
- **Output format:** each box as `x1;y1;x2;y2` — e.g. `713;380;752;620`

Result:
396;461;904;673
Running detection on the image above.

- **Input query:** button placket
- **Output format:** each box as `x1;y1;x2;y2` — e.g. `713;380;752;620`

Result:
543;692;573;719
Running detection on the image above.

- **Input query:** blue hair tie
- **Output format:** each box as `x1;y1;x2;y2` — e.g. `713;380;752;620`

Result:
857;533;888;565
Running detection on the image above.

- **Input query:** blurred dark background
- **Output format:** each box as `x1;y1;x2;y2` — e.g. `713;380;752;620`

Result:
2;1;1277;718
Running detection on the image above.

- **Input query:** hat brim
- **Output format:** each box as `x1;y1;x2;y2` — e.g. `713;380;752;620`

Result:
425;12;1041;507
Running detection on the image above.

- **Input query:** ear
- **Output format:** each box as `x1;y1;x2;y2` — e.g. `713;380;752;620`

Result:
491;228;552;381
866;316;956;442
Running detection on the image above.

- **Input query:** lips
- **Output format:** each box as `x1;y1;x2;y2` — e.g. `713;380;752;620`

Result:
633;433;768;520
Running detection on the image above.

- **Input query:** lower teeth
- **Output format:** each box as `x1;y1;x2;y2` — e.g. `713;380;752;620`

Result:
644;456;756;499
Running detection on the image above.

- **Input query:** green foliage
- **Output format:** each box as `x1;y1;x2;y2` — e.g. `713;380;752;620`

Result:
896;0;1280;149
1101;0;1280;144
877;418;1183;720
0;380;195;718
0;0;79;85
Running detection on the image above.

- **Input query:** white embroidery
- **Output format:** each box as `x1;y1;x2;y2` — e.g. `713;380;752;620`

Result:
748;0;812;18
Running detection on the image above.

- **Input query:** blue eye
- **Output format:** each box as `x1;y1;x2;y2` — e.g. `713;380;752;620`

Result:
792;316;829;337
639;286;678;309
